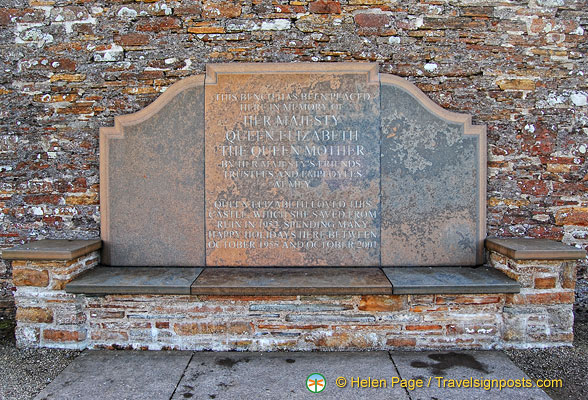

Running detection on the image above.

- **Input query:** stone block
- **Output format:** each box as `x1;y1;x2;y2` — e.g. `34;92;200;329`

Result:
191;267;392;295
13;268;49;287
16;307;53;323
43;328;86;343
2;239;101;260
486;238;586;260
358;295;406;312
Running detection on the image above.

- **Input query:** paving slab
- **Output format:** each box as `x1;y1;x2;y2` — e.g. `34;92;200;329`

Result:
392;350;551;400
191;267;393;295
172;351;409;400
66;267;203;295
383;266;520;294
34;350;192;400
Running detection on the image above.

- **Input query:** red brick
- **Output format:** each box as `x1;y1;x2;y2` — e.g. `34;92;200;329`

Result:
43;329;83;342
534;277;556;289
309;1;341;14
386;337;417;347
114;33;150;46
13;268;49;287
518;180;549;196
354;13;390;28
137;17;181;32
155;321;169;329
406;324;443;331
23;194;61;205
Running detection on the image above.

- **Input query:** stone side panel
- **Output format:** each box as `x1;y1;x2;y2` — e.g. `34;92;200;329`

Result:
488;251;575;347
380;76;486;266
12;252;98;349
100;77;205;266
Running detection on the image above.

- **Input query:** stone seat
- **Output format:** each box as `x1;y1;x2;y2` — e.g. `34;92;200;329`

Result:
64;265;520;296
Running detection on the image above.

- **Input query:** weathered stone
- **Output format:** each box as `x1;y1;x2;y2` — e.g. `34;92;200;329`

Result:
13;268;49;287
66;267;203;295
16;307;53;323
100;76;205;266
2;239;101;260
380;76;486;266
384;266;519;294
486;238;586;260
191;267;392;295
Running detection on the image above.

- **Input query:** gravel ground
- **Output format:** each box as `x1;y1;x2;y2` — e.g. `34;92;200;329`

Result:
505;321;588;400
0;338;80;400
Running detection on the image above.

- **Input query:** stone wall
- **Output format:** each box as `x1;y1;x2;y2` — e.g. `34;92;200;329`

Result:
1;1;587;321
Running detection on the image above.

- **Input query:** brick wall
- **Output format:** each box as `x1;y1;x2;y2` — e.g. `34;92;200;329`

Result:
1;1;587;321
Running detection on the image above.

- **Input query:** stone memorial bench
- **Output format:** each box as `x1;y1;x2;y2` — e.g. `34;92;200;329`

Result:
3;63;585;350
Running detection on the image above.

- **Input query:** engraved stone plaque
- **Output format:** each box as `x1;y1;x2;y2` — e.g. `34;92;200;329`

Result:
100;63;486;267
205;64;381;266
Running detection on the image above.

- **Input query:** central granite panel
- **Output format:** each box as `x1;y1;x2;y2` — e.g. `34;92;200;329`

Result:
205;64;381;266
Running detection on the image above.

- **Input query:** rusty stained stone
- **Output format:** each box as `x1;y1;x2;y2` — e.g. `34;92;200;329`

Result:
205;64;381;266
16;307;53;323
13;268;49;287
358;295;406;311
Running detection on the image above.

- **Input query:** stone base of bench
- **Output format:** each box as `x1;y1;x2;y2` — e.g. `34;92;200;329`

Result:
3;238;583;350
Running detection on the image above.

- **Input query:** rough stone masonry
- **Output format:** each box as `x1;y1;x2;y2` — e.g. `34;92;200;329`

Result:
0;1;587;326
